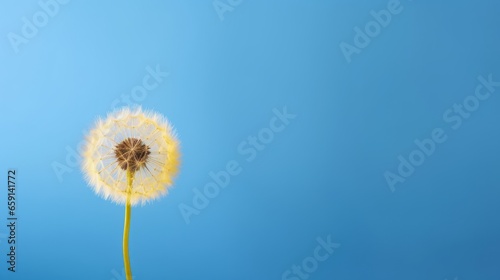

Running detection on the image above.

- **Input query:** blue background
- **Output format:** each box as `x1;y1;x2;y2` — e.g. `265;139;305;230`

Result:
1;0;500;279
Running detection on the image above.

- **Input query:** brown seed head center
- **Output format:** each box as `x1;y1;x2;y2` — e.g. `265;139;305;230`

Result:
114;137;151;172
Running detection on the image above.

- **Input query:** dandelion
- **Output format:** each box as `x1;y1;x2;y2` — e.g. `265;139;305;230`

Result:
81;107;180;280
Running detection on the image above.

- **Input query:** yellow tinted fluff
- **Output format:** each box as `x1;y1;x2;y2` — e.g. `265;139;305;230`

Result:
81;107;180;206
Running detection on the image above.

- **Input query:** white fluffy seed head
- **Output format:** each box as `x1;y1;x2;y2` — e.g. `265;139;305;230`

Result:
81;107;180;206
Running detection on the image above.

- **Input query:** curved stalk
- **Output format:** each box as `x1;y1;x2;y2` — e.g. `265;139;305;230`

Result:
123;170;134;280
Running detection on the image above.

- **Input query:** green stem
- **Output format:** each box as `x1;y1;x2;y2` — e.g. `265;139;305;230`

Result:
123;170;134;280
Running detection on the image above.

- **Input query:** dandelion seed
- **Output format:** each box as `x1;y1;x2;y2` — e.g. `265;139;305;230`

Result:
82;107;180;280
82;107;180;206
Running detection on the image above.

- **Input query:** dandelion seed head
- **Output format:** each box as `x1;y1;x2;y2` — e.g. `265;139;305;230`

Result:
81;107;180;206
